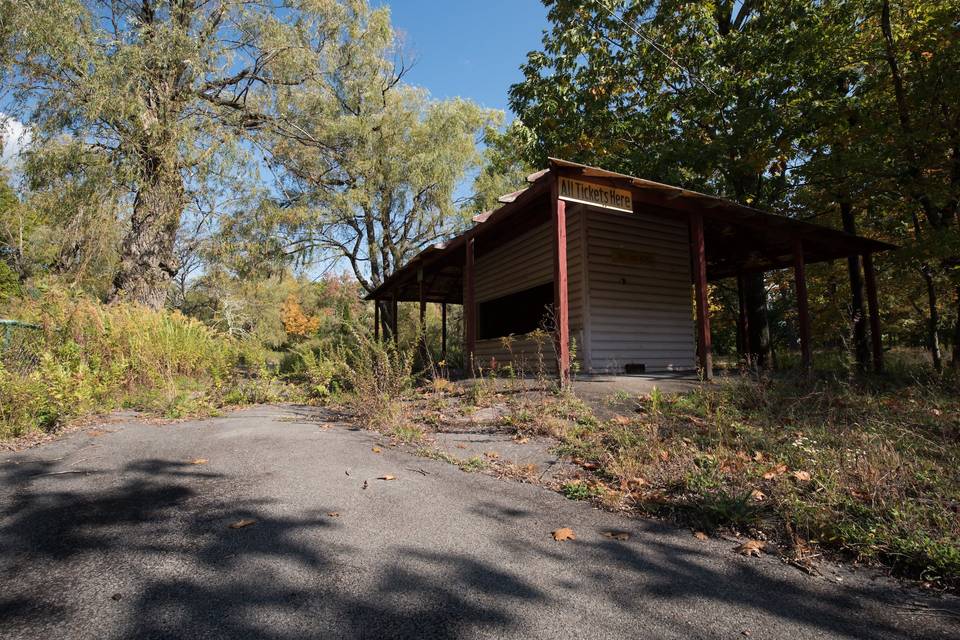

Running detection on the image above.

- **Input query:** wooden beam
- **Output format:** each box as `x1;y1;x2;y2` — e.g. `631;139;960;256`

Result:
374;299;380;341
552;181;570;383
391;295;398;346
464;237;476;375
441;302;447;364
736;273;750;367
863;252;883;372
793;238;812;373
690;212;713;380
418;268;427;362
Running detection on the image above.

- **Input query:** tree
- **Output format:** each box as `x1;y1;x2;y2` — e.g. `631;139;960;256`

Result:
510;0;834;366
3;0;349;308
241;2;499;294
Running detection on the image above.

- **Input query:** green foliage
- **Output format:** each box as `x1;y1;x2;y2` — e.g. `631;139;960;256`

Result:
0;288;273;437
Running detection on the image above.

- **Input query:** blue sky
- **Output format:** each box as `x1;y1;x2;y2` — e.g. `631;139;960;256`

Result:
371;0;548;115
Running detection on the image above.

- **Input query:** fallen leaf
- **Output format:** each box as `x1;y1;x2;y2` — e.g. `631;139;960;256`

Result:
189;458;208;465
792;470;812;482
602;530;630;541
931;408;942;416
753;451;765;462
612;415;631;425
484;451;500;460
734;540;766;557
326;512;340;517
582;462;598;470
455;443;467;449
514;436;530;444
372;447;382;453
87;429;106;437
659;450;670;462
750;489;767;502
377;475;397;481
552;527;576;541
762;463;788;480
693;531;709;541
362;480;368;490
229;519;257;529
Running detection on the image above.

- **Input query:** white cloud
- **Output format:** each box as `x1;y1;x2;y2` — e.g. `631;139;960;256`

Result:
0;114;32;172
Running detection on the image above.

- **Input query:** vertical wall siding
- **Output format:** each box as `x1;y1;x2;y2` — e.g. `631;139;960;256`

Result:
470;209;585;374
585;207;696;373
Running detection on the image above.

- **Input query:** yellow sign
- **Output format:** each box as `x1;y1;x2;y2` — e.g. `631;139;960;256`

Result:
558;177;633;213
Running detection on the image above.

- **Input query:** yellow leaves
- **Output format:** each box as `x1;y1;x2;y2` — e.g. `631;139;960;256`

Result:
280;294;321;337
735;540;766;557
188;458;208;465
371;447;382;453
693;531;709;541
792;470;812;482
229;519;257;529
551;527;576;541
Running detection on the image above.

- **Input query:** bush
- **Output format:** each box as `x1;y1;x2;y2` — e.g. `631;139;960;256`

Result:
0;288;268;437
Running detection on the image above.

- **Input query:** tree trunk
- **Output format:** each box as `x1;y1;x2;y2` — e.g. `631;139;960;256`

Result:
840;201;869;370
744;271;772;369
952;286;960;369
110;163;185;309
920;266;943;371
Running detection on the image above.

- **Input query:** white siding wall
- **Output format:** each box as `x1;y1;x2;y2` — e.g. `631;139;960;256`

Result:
584;207;696;373
470;209;586;374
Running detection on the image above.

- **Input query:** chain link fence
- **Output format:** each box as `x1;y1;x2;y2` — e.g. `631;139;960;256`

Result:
1;319;43;375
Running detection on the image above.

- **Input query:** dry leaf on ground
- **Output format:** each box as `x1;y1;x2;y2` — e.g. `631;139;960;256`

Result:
750;489;767;502
552;527;576;541
87;430;106;437
514;436;530;444
371;447;382;453
326;512;340;517
792;470;812;482
693;531;709;541
734;540;766;557
602;530;631;541
189;458;208;465
484;451;500;460
762;463;788;480
377;475;397;481
229;519;257;529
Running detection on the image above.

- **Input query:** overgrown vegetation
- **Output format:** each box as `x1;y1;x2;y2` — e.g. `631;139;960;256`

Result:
499;372;960;587
0;288;290;437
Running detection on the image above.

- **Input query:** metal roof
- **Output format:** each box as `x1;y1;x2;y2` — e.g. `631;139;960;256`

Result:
364;158;895;302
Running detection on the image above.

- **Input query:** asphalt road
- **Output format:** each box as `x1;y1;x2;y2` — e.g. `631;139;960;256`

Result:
1;405;956;640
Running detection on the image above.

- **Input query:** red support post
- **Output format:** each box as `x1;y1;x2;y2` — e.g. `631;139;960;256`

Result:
551;181;570;383
863;252;883;372
391;295;398;346
464;237;476;375
690;212;713;380
374;299;380;341
793;238;812;373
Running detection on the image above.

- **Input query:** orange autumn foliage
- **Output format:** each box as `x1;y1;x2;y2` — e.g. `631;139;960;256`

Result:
280;294;321;337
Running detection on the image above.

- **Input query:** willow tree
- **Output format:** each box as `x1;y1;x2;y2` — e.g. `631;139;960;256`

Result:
239;2;499;294
3;0;349;308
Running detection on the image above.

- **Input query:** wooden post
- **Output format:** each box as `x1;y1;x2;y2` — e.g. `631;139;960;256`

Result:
464;237;476;375
793;238;812;373
863;252;883;372
736;273;750;367
374;299;380;341
690;212;713;380
551;181;570;383
418;268;427;362
441;302;447;363
391;295;399;346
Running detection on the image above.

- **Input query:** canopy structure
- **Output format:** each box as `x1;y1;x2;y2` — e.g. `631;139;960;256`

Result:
367;158;893;379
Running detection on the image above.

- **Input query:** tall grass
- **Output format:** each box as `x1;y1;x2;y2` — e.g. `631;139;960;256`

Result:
0;289;268;437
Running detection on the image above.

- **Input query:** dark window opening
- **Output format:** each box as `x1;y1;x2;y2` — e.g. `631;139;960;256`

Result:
624;363;646;374
477;282;554;340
